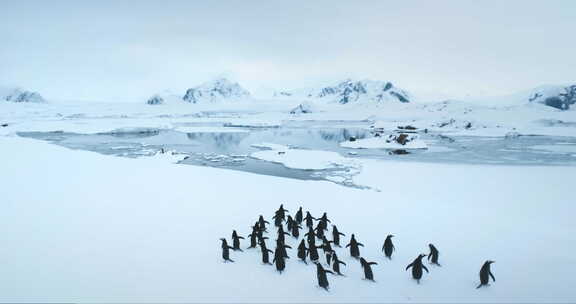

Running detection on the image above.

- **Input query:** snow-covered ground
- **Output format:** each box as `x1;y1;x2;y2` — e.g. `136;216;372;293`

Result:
1;100;575;302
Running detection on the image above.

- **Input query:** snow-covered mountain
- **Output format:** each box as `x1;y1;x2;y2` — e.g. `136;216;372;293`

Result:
525;84;576;110
278;79;411;104
1;87;45;103
182;78;250;104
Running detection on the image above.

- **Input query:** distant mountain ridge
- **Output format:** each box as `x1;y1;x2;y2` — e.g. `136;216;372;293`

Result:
276;79;411;104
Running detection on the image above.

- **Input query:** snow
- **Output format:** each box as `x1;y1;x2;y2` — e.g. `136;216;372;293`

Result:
0;135;575;302
251;143;360;171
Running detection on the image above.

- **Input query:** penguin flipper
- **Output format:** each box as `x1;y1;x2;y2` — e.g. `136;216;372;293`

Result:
476;283;483;289
490;272;496;282
406;263;413;271
358;243;364;247
423;265;429;273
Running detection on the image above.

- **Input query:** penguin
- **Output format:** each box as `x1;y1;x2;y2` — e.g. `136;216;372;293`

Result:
427;244;441;266
273;204;288;225
304;211;316;228
345;234;364;259
220;238;234;262
360;257;378;281
295;207;303;224
258;215;269;232
320;236;334;253
314;222;326;239
277;225;290;243
317;212;331;227
277;204;289;218
272;212;284;228
382;235;395;259
332;252;346;275
286;215;295;232
305;226;317;246
332;225;345;247
247;224;259;248
297;239;309;264
231;230;244;251
308;239;321;262
276;238;292;259
256;226;268;244
259;241;274;265
316;262;334;290
291;220;302;238
272;246;287;273
476;260;495;289
406;254;429;283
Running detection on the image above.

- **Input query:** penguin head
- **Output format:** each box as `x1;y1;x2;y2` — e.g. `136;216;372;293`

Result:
316;263;324;271
418;254;427;259
388;234;394;239
487;260;495;264
359;257;367;265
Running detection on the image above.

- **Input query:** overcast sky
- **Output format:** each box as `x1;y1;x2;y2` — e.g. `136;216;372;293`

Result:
1;0;575;102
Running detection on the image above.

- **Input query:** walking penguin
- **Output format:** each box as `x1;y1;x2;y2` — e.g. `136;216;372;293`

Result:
382;234;395;259
273;246;288;273
360;257;378;281
220;238;234;262
304;211;316;228
332;225;345;247
290;220;302;238
345;234;364;259
331;252;346;275
476;260;496;289
258;215;269;232
247;224;259;248
231;230;244;251
316;263;334;290
295;206;303;224
297;239;309;264
259;239;273;265
406;254;429;283
428;243;441;266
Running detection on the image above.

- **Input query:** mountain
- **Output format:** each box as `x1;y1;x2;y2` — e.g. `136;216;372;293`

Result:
182;78;250;104
1;87;45;103
525;84;576;110
278;79;411;104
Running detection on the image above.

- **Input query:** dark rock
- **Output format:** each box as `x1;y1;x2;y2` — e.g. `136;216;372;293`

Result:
389;149;410;155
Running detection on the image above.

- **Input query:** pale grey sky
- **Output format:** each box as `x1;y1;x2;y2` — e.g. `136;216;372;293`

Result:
1;0;575;102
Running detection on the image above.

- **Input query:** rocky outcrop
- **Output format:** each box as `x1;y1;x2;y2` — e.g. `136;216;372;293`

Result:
2;88;45;103
528;84;576;110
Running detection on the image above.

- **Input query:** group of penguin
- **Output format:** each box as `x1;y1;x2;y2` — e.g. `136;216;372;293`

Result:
220;204;496;291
